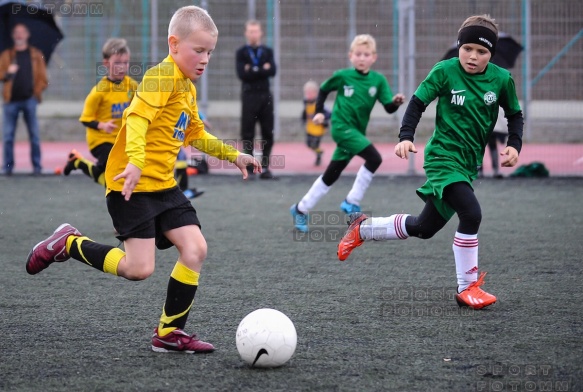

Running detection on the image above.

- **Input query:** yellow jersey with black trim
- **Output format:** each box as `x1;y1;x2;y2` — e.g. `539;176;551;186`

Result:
304;101;327;137
79;76;138;151
105;55;239;194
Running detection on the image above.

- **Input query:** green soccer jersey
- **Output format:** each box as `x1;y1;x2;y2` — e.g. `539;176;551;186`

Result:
321;68;394;134
415;58;521;172
414;58;521;220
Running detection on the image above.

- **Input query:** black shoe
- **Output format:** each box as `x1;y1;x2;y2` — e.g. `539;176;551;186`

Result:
315;152;322;166
183;188;205;199
63;149;83;176
259;169;277;180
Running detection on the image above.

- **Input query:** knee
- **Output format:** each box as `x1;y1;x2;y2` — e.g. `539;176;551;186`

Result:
180;242;208;268
406;217;440;239
124;263;155;281
364;153;382;173
458;208;482;233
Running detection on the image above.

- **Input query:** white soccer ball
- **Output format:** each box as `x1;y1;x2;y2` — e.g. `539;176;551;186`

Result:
236;308;297;368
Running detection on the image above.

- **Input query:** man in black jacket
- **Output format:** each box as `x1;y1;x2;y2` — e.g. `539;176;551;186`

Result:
235;20;277;179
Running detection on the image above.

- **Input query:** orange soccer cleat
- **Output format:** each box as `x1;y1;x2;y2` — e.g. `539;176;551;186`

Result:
337;212;368;261
455;272;497;309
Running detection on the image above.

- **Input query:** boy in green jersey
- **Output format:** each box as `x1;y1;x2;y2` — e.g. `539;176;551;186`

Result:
338;15;524;310
290;34;405;232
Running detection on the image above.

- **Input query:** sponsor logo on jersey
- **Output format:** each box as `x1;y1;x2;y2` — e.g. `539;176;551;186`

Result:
483;91;497;105
450;88;466;106
173;111;190;142
343;85;354;97
368;86;377;97
111;102;130;119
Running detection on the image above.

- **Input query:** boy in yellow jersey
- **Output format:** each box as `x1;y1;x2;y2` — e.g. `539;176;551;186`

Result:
63;38;138;186
25;6;260;353
301;80;331;166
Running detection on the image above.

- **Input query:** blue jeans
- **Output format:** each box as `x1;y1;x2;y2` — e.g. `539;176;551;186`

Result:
3;97;42;173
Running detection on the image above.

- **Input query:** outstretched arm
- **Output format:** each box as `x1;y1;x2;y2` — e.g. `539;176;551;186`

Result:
190;131;261;179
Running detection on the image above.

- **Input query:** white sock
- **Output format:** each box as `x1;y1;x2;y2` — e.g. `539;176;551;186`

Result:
297;175;330;213
453;232;479;292
360;214;410;241
346;165;374;206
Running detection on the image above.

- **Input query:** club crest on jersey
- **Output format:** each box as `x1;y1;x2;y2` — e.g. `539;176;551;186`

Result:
483;91;497;106
343;85;354;97
173;111;190;142
368;86;377;97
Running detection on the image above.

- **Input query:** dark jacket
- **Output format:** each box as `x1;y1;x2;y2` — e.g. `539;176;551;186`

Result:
235;44;276;93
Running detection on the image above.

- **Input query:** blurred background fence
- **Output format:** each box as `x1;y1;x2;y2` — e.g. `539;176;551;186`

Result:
6;0;583;174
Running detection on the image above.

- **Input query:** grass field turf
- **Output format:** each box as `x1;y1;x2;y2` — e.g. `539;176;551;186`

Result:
1;174;581;391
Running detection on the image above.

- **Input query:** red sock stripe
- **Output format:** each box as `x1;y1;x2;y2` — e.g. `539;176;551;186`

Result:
394;214;407;239
453;237;478;248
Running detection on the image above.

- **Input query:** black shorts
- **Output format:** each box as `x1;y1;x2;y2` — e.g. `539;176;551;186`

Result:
106;187;200;250
90;143;113;169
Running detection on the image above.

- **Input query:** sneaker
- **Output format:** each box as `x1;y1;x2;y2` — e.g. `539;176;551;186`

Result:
183;188;205;199
455;272;497;309
151;328;215;354
290;204;308;232
259;169;277;180
340;199;361;214
26;223;82;275
63;149;83;176
337;212;368;261
315;152;322;166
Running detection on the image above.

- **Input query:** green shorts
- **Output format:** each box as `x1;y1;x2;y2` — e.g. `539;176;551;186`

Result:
330;127;371;161
416;160;478;220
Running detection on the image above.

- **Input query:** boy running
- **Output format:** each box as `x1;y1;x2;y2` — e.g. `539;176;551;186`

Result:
64;38;138;186
26;6;260;352
290;34;405;232
338;15;524;310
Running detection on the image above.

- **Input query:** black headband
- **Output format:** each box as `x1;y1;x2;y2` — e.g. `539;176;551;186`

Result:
457;26;497;56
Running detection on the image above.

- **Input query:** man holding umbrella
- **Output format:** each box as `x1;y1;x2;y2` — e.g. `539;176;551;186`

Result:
0;23;47;175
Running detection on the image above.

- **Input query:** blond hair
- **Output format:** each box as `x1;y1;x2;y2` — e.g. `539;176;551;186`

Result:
168;5;218;39
350;34;377;53
459;14;499;38
102;38;129;59
303;80;319;93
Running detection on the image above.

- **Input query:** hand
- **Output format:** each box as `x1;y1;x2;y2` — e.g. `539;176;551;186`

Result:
99;120;117;134
392;93;406;106
312;113;325;125
8;64;18;74
234;153;262;180
263;63;271;70
113;163;142;201
394;140;417;159
244;64;250;71
500;146;519;167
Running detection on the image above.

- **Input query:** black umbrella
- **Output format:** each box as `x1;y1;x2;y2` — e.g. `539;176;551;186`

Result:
0;0;64;64
442;33;523;69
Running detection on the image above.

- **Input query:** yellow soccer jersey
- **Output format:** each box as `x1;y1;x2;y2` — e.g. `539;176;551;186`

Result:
105;55;239;194
79;75;138;151
304;101;326;137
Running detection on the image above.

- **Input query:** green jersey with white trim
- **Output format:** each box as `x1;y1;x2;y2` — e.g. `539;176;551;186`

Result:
321;68;394;134
415;58;521;171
